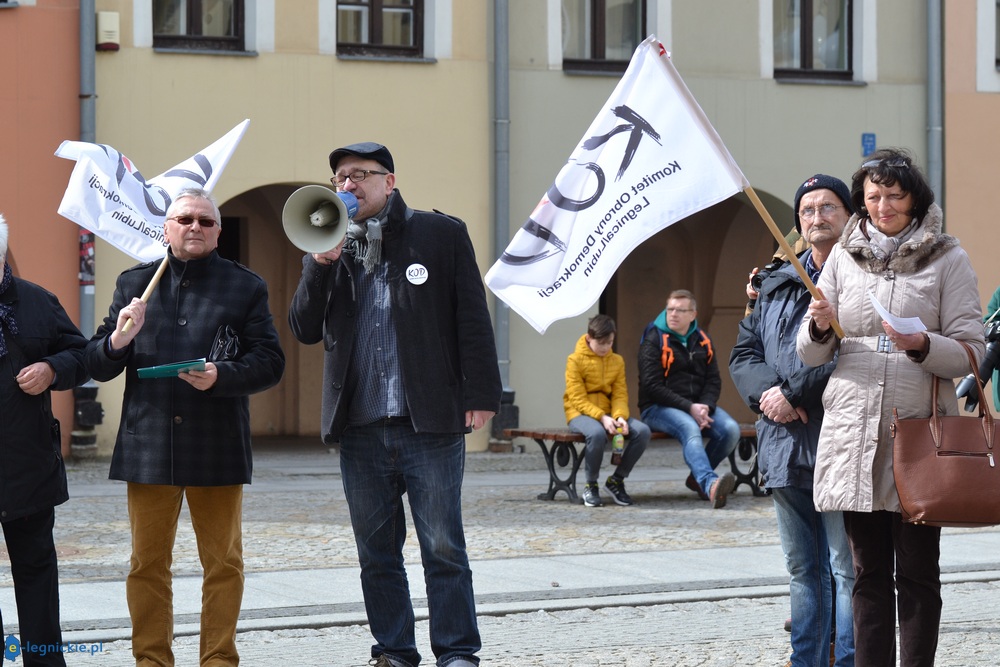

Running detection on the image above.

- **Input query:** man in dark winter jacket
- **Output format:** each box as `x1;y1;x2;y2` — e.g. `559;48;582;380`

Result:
638;289;740;508
0;214;89;666
85;188;285;666
288;142;501;667
729;174;855;667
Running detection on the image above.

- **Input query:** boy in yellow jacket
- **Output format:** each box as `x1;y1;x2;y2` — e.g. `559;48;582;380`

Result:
564;314;651;507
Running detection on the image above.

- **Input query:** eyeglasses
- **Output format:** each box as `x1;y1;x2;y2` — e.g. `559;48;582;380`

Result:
799;203;843;219
330;169;389;188
666;307;693;314
167;216;217;228
861;157;909;169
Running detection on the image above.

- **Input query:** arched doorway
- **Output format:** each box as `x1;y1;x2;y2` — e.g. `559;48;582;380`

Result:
219;183;330;438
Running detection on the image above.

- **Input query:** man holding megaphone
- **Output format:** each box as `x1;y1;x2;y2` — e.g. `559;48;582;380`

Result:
288;142;502;667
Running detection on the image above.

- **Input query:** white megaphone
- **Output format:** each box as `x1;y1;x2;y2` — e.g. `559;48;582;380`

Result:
281;185;359;253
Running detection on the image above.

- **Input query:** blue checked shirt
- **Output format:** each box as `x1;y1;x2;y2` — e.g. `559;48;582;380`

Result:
804;251;822;284
346;261;408;425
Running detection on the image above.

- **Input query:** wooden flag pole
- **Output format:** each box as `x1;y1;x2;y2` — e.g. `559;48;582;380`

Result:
743;186;845;339
121;254;169;334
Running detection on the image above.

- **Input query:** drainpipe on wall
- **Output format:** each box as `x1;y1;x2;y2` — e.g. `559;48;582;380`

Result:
72;0;104;460
926;0;944;210
489;0;519;451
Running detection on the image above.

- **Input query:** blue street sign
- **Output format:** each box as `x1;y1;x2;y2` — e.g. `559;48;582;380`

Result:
862;133;877;157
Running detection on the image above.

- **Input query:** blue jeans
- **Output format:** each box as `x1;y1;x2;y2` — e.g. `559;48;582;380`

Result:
567;416;651;484
773;486;855;667
639;405;740;495
340;422;480;667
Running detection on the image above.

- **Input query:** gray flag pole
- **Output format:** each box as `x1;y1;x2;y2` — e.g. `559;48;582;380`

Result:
72;0;102;461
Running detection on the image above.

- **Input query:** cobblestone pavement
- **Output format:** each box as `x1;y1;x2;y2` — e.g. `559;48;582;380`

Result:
3;439;999;666
61;581;1000;666
27;443;779;586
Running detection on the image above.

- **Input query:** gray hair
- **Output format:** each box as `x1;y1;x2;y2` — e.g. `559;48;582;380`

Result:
167;187;222;229
0;213;7;257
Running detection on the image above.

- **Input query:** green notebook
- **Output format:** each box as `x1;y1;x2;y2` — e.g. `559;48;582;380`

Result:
136;358;207;379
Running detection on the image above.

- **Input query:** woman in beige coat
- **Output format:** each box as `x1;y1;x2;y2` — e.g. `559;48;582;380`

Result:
796;148;984;667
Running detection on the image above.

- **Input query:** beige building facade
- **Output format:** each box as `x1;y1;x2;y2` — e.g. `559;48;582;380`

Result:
505;0;930;430
88;0;495;451
18;1;994;454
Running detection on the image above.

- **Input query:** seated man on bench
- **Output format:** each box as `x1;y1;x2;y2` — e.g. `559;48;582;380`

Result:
564;314;651;507
638;289;740;509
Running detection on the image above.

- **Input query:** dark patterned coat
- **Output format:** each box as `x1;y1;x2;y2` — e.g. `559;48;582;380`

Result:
0;277;89;521
86;250;285;486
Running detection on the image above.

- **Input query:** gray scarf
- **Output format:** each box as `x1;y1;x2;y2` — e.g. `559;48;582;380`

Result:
344;192;396;273
863;218;919;262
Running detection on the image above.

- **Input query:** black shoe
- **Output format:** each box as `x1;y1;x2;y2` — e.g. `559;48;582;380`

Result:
582;483;603;507
604;476;634;506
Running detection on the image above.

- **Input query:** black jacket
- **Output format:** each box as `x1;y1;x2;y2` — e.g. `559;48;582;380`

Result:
86;250;285;486
0;278;89;521
637;321;722;415
288;189;502;442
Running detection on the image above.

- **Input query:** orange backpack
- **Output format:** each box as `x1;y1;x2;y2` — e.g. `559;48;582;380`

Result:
656;329;713;378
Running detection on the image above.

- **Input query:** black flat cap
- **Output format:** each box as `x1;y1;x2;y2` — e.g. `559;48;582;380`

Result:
329;142;394;174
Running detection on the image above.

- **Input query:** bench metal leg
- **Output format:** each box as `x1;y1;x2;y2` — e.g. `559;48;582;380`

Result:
728;433;766;497
534;438;585;504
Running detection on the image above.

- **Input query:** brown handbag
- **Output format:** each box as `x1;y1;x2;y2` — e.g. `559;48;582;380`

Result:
890;341;1000;527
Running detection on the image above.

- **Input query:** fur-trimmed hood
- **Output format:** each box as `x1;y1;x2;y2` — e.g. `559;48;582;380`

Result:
840;203;958;274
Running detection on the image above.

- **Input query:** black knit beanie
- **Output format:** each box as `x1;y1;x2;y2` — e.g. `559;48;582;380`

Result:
793;174;853;233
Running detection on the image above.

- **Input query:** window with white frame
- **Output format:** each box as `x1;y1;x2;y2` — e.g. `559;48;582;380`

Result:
773;0;852;81
153;0;245;51
562;0;645;73
337;0;423;57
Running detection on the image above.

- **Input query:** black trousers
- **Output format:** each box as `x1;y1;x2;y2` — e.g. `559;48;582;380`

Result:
2;507;66;666
843;510;941;667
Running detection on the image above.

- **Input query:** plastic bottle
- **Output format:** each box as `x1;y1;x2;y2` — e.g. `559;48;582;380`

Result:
611;427;625;465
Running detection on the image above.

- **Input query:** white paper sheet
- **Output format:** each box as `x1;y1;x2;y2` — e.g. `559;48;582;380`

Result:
868;290;927;334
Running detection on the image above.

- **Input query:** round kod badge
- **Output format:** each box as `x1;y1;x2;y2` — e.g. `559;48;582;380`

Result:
406;263;429;285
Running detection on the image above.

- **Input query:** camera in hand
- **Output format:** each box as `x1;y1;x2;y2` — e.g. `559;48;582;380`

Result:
751;258;788;292
955;320;1000;411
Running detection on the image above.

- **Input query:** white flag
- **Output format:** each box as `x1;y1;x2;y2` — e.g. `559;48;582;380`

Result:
54;119;250;262
485;37;749;333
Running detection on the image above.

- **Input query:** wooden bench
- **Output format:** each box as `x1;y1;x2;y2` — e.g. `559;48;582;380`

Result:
503;424;764;504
